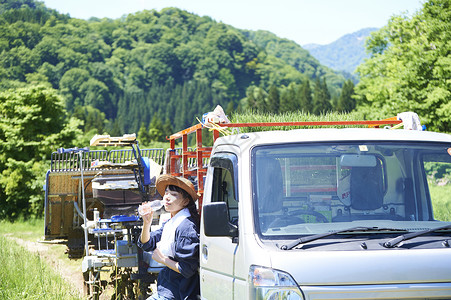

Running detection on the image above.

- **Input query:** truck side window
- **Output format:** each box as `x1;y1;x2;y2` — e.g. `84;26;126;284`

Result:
211;158;238;225
422;152;451;221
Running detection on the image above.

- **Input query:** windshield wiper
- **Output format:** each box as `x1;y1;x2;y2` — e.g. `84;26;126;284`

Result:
281;226;406;250
383;224;451;248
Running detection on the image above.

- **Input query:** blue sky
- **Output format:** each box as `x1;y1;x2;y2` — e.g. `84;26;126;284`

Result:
42;0;424;45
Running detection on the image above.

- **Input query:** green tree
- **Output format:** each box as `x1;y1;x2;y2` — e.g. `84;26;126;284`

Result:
112;28;134;50
108;118;122;136
174;41;203;81
225;101;235;117
279;83;298;113
355;0;451;132
59;68;90;111
148;114;165;142
72;105;106;133
312;78;332;115
244;85;257;110
162;118;173;140
0;85;82;219
336;79;355;113
254;87;268;112
218;68;238;101
137;122;150;145
267;84;280;113
299;80;313;113
80;78;110;113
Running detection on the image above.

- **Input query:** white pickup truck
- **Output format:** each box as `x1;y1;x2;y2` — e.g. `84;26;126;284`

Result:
168;119;451;300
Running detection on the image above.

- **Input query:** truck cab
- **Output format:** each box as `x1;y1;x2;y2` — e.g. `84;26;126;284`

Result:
199;128;451;300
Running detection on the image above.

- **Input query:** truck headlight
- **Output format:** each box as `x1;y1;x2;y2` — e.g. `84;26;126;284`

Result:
249;265;304;300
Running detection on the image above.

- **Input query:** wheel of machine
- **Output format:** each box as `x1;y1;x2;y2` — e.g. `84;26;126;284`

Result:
136;279;152;300
67;228;85;259
83;270;101;300
110;267;137;300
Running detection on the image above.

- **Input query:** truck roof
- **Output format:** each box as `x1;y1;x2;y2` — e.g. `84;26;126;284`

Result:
214;128;451;148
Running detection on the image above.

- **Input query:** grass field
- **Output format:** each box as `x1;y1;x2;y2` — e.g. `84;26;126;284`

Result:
0;218;82;300
429;182;451;221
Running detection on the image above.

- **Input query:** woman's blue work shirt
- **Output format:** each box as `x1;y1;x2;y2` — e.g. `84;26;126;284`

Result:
138;216;200;300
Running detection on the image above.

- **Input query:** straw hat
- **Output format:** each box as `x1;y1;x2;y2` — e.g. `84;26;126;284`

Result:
156;175;199;201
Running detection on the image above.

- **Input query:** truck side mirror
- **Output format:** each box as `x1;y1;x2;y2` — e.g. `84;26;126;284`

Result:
203;202;238;238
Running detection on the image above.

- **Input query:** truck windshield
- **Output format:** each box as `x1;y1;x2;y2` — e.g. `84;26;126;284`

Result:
252;142;451;237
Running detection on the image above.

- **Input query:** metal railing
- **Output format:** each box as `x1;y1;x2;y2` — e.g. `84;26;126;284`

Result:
50;148;165;172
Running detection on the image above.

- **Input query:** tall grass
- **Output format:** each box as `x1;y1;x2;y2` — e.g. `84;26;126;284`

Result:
229;110;367;132
0;219;82;300
180;111;373;147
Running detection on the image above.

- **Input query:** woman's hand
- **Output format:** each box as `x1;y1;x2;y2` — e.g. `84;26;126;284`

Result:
138;202;154;224
153;248;181;274
142;210;154;224
139;202;153;244
152;248;166;264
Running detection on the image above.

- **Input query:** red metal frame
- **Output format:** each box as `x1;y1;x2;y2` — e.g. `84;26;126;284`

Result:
167;117;402;208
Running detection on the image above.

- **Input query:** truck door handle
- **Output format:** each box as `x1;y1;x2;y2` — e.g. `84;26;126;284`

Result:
202;244;208;260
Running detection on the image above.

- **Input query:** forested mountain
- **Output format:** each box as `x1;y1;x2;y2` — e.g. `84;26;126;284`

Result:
304;28;378;74
241;30;344;95
0;0;347;136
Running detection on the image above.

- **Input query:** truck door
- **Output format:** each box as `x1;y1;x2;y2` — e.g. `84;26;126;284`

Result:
200;153;239;299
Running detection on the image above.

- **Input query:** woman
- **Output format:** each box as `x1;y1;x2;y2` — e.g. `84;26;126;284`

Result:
138;175;200;300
